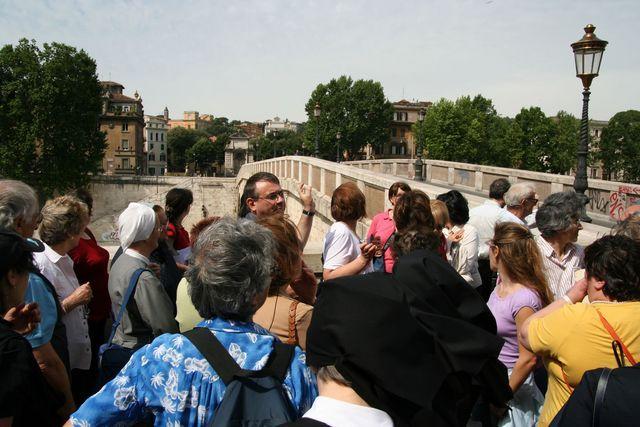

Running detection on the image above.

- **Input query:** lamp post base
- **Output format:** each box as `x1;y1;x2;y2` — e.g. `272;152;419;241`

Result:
414;154;424;182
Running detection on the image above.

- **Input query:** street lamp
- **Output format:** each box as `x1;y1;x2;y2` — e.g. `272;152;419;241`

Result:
571;24;608;223
414;108;426;182
314;103;321;158
336;131;342;163
272;130;278;159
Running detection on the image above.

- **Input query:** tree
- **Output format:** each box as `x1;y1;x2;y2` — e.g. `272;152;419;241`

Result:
503;107;557;172
0;39;106;197
167;127;207;172
548;111;579;174
251;130;305;161
304;76;393;159
598;110;640;182
415;95;506;165
185;137;220;175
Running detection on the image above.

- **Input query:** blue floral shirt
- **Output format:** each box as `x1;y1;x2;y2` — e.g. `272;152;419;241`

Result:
70;318;318;426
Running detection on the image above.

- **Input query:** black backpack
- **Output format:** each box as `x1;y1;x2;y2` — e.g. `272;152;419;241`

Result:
182;327;297;427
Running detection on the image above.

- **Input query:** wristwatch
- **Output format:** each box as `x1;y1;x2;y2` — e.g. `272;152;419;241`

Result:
302;209;315;217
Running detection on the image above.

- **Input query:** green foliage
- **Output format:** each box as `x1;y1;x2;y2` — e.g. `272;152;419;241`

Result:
0;39;106;197
185;136;220;175
414;96;579;174
415;95;506;165
251;130;305;161
304;76;393;160
167;127;207;172
204;117;237;138
598;110;640;182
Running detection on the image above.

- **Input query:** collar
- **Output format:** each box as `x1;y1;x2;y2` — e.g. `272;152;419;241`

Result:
537;236;576;261
197;317;272;336
485;199;501;207
43;242;67;264
124;248;150;264
304;396;393;427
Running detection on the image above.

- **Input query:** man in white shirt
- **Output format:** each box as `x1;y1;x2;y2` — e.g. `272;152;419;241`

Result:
499;182;538;226
534;191;585;300
468;178;511;300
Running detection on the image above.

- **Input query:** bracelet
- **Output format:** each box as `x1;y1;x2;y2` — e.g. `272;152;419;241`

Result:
562;295;574;304
302;209;315;217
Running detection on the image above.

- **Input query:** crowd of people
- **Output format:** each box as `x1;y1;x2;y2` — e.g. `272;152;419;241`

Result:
1;172;639;427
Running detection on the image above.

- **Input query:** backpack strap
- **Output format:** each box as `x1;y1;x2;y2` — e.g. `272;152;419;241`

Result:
105;268;148;347
287;300;300;345
183;327;295;384
183;327;240;385
595;308;637;366
261;340;295;382
592;367;612;427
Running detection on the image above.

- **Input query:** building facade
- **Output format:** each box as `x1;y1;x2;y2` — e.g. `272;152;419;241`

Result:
225;132;253;175
385;99;432;158
264;117;301;135
144;114;169;176
99;81;146;175
168;111;213;130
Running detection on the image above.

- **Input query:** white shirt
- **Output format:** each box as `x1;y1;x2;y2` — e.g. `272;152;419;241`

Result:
468;199;504;260
124;248;150;264
323;222;373;274
443;224;482;288
497;208;526;226
535;236;585;300
303;396;394;427
34;243;91;370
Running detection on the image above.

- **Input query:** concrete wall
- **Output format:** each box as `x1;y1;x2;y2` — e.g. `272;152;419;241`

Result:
89;175;237;244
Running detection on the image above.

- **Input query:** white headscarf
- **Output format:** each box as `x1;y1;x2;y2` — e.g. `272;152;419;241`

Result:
118;202;156;250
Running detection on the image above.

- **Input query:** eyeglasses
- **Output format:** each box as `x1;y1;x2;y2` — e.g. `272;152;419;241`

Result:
258;190;286;203
525;197;539;204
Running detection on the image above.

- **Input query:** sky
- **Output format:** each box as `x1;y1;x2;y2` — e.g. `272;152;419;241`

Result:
1;0;638;123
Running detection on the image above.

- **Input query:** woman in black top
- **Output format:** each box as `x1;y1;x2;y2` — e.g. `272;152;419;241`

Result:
0;230;61;426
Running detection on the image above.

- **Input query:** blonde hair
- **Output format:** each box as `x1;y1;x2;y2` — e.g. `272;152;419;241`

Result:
492;222;552;306
39;196;89;246
429;199;450;230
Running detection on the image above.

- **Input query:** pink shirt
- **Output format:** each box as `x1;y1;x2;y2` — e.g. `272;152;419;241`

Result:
366;210;397;273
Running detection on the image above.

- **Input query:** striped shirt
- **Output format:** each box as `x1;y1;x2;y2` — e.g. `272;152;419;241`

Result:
535;236;585;300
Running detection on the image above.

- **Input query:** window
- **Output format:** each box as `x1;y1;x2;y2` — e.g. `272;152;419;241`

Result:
160;144;164;151
149;153;155;161
159;154;166;161
400;128;406;138
122;158;130;169
123;105;130;112
122;122;129;132
121;139;129;150
391;128;397;137
161;133;164;142
150;143;154;150
155;132;159;141
149;167;156;175
148;132;153;141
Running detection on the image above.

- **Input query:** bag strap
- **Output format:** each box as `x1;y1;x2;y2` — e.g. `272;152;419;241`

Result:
183;327;295;385
592;367;612;427
287;300;299;345
595;308;637;365
380;232;395;252
105;268;148;347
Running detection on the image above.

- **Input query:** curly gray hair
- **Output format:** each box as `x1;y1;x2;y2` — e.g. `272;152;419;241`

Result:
0;180;39;230
186;217;275;321
536;191;583;238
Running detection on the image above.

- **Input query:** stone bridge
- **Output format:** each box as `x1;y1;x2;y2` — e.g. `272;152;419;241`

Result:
88;156;630;255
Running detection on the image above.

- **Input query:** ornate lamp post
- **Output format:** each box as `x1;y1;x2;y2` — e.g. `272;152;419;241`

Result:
336;131;342;163
314;103;321;158
272;129;278;159
571;24;608;223
414;109;426;182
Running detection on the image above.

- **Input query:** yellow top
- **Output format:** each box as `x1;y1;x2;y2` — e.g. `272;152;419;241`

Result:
175;277;203;332
528;301;640;427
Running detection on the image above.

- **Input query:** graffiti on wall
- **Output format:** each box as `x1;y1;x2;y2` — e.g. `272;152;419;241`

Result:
608;185;640;221
588;189;610;215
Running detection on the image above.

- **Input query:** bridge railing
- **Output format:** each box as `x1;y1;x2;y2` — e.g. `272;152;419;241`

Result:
344;158;638;225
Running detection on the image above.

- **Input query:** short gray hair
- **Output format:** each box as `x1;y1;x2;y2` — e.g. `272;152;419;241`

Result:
0;180;39;230
39;196;90;246
536;191;583;238
186;217;275;321
504;182;536;207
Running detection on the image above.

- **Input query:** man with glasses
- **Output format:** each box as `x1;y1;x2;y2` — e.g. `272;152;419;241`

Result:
239;172;315;248
534;191;586;300
498;182;538;227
